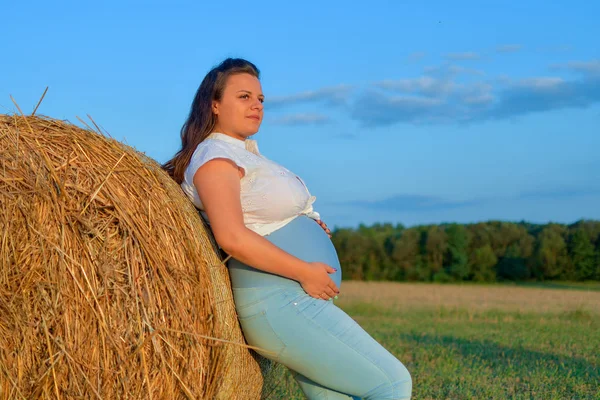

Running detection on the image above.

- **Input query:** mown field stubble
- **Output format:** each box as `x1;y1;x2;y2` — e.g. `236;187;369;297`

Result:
265;282;600;400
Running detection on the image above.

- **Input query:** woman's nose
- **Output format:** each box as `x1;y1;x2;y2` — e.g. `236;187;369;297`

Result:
252;98;264;110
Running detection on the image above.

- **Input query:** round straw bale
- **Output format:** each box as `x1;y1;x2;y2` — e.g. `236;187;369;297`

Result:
0;114;277;399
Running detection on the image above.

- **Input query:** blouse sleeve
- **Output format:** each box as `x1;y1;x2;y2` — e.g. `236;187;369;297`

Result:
185;142;248;183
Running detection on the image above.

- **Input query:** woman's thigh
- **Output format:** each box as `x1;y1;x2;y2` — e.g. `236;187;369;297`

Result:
234;287;411;399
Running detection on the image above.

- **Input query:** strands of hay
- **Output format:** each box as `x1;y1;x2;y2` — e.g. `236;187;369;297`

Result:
0;113;275;399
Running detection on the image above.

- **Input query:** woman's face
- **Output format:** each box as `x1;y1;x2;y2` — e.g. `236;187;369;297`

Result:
212;73;264;140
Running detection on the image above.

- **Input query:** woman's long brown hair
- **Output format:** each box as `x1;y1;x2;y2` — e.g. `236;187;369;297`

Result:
162;58;260;183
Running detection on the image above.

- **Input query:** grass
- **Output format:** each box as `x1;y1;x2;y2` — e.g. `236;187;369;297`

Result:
513;281;600;292
264;282;600;399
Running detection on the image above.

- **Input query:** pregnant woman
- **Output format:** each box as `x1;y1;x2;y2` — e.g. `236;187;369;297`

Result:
163;58;412;400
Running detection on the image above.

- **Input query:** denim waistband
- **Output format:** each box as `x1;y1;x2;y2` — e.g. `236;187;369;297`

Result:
228;259;302;289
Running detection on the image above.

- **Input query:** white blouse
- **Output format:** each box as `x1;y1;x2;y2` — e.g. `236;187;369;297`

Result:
181;132;321;236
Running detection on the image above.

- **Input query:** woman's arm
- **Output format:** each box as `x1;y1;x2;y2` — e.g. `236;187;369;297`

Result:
193;158;339;299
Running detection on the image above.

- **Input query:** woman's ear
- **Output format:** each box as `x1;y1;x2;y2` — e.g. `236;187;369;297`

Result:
212;100;219;115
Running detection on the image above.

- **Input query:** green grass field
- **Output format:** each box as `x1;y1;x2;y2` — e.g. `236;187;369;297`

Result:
263;282;600;399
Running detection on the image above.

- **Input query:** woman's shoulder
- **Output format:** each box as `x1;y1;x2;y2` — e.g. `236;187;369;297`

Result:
190;138;243;160
186;138;256;181
194;137;231;152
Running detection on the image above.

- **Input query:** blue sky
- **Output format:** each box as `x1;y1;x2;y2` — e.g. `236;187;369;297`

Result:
2;0;599;229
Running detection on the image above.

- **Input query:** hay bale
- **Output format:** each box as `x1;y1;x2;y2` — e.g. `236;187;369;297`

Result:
0;114;273;399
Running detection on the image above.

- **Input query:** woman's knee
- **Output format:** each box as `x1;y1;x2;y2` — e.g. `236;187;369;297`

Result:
366;361;412;399
389;363;412;399
388;362;412;399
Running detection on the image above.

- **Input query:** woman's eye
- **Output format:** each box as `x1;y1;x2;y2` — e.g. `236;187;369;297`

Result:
240;94;250;99
259;98;264;103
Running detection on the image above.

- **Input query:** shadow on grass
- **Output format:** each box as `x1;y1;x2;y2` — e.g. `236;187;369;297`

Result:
400;332;600;383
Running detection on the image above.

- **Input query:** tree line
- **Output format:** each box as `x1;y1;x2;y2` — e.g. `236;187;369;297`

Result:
330;220;600;282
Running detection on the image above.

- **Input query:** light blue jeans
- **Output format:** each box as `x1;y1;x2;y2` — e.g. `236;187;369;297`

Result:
227;216;412;399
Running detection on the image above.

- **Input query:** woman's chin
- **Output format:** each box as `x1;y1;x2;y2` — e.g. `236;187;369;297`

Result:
241;128;260;137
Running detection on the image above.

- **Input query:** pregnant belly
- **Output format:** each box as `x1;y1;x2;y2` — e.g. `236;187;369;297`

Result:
264;215;342;288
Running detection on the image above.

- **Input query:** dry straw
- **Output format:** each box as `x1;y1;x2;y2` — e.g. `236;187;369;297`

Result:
0;108;282;399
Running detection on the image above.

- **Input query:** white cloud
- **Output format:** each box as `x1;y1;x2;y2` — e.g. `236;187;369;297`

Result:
266;59;600;127
267;85;353;108
463;92;495;105
407;52;426;62
374;76;457;96
515;77;564;89
444;52;481;61
269;113;331;126
496;44;522;53
552;60;600;76
424;64;485;77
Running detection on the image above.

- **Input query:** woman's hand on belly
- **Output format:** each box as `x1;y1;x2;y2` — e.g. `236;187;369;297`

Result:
316;219;332;238
298;262;340;301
